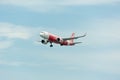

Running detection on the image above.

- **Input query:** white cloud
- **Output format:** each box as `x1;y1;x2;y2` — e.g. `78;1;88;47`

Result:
0;0;119;5
0;22;34;49
0;40;13;49
0;0;119;12
0;22;32;39
0;60;22;66
60;0;119;5
0;60;41;67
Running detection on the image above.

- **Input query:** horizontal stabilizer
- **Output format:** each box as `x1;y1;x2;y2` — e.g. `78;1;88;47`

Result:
73;42;82;45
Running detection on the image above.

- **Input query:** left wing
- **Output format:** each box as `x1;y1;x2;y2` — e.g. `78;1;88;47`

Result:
63;33;86;40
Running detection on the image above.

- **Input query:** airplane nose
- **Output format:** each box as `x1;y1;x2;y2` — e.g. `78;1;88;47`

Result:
40;32;44;37
40;31;49;39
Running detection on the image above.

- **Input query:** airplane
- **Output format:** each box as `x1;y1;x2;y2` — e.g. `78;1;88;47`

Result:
39;31;86;47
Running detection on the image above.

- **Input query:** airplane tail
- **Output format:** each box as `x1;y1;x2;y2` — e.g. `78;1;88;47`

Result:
70;33;75;43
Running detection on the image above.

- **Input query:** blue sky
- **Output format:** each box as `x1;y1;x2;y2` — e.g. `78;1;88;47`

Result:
0;0;120;80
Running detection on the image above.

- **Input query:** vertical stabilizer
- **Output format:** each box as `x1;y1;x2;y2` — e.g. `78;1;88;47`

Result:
70;33;75;43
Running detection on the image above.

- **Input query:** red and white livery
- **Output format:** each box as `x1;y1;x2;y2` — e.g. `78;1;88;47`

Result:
39;31;86;47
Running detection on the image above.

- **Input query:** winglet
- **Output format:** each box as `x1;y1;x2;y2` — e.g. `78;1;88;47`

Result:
78;33;87;38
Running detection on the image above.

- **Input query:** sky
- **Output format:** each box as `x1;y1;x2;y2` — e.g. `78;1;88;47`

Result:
0;0;120;80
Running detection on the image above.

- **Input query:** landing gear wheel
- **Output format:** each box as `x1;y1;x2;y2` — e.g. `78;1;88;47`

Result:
60;44;63;46
50;42;53;47
50;45;53;47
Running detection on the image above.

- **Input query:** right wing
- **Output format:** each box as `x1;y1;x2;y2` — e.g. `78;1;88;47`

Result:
63;33;86;40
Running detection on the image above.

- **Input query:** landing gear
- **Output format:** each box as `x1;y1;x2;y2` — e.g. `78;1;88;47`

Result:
50;42;53;47
50;45;53;47
60;44;63;46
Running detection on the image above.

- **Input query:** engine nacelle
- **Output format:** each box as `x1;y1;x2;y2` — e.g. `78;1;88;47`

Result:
56;38;63;43
41;39;48;44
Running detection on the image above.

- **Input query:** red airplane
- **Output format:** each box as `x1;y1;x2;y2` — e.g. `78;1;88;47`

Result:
39;31;86;47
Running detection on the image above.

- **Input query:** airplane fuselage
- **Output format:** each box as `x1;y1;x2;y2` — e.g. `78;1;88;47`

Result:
40;31;74;46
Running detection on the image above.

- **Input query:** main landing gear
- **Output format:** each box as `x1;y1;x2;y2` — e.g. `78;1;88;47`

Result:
50;45;53;47
50;42;53;47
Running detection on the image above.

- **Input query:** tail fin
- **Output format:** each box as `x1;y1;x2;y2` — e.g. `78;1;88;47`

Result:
70;33;75;43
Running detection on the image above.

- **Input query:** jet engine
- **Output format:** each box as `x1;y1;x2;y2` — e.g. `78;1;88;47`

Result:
56;38;63;43
41;39;48;44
